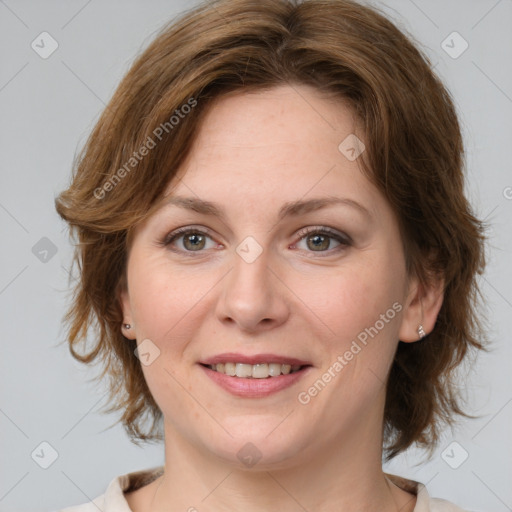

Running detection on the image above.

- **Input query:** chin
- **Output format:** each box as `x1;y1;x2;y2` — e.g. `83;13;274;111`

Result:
201;417;313;470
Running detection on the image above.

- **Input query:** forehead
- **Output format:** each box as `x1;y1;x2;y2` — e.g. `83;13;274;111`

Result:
162;84;378;210
184;84;358;159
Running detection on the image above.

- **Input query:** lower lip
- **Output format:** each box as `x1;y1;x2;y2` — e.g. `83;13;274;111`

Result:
199;364;311;398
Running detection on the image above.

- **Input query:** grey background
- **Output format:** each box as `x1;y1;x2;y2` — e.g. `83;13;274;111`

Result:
0;1;511;511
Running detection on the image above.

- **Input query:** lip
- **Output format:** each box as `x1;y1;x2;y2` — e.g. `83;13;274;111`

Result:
200;352;312;366
199;365;312;398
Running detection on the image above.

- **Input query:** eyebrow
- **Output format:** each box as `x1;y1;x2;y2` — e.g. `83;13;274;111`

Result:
160;195;372;221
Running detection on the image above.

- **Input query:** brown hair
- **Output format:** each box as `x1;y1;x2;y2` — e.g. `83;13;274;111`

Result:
55;0;486;458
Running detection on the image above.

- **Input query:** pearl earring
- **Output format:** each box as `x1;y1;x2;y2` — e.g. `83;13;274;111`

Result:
418;324;426;339
123;324;131;329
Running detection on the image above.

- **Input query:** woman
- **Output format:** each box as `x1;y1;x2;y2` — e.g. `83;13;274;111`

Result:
55;0;485;510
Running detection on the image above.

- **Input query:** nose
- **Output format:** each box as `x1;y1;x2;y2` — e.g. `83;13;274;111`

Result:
215;246;290;334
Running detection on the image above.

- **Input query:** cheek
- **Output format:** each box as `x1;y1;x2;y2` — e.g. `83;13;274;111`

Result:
317;258;404;339
128;256;213;419
309;252;406;389
128;254;217;343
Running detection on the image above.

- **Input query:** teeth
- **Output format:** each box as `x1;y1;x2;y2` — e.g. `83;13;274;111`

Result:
208;362;303;378
268;363;282;376
281;364;291;375
252;363;269;379
235;363;253;378
224;362;236;376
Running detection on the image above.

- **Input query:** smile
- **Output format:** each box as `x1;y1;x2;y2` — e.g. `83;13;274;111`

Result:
204;362;304;378
199;361;312;398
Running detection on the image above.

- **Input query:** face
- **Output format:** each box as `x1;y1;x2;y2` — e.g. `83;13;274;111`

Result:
120;84;422;469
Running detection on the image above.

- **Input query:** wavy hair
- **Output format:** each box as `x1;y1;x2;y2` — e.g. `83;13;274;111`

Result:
55;0;486;458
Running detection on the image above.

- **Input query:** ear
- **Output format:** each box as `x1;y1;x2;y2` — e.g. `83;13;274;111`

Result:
398;272;444;343
117;274;136;340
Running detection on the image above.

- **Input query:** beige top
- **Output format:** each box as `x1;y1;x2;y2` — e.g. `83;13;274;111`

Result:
57;466;468;512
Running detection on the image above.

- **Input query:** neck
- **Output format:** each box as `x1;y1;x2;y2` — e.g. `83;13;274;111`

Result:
145;422;415;512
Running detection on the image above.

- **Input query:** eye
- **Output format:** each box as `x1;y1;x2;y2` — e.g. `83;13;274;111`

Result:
293;227;351;254
161;225;350;255
163;227;220;252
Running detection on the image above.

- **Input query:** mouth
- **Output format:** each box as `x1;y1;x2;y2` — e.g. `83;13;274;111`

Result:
200;362;307;378
198;353;313;398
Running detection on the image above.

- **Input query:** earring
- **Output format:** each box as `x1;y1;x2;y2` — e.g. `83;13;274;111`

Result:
123;324;131;329
418;324;426;339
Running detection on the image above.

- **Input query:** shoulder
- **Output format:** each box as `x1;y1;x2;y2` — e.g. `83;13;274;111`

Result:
386;473;471;512
59;501;104;512
430;498;469;511
55;466;164;512
427;497;469;511
58;492;106;512
417;485;473;512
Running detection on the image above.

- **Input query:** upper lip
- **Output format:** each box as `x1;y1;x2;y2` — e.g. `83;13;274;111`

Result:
200;352;312;366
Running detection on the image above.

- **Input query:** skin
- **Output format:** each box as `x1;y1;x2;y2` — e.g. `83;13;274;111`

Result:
119;84;444;512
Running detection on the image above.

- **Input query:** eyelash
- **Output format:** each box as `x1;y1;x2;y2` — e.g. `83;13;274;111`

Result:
294;226;352;254
161;225;352;257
